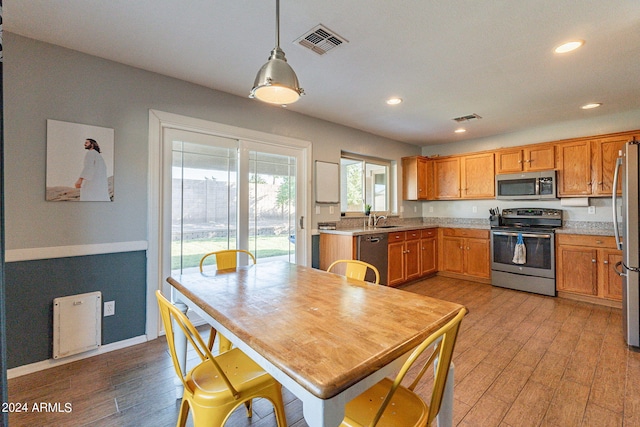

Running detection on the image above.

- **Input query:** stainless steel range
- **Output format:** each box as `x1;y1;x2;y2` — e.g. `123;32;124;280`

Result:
491;208;563;296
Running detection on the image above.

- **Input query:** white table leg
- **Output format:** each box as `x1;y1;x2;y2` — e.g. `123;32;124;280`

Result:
437;361;454;427
172;300;188;400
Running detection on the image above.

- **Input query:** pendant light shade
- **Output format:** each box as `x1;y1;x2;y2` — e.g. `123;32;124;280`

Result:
249;0;304;105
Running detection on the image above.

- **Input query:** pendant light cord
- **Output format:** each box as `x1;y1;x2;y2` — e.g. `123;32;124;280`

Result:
275;0;280;49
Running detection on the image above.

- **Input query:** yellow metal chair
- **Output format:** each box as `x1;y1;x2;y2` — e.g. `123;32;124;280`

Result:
199;249;257;352
156;290;287;427
340;308;467;427
327;259;381;284
199;249;256;272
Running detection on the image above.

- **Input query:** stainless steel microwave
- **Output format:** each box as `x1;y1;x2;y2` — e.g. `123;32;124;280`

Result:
495;170;557;200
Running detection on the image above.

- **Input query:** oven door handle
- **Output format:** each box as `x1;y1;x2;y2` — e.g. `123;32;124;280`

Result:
492;231;552;239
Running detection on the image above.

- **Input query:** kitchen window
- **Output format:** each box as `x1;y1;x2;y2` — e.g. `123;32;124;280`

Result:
340;153;390;214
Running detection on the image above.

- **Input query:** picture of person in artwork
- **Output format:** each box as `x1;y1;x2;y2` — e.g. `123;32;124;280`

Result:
74;138;111;201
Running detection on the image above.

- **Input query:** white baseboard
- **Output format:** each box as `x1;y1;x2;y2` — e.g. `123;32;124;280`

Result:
7;335;148;379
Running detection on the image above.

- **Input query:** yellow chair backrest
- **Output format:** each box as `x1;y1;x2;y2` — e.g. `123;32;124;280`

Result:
369;307;467;426
199;249;256;272
327;259;380;284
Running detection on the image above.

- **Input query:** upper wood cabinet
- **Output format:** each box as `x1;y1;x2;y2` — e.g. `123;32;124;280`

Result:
461;152;495;199
556;131;635;197
402;156;432;200
433;157;461;199
556;139;592;197
591;134;629;196
496;144;555;174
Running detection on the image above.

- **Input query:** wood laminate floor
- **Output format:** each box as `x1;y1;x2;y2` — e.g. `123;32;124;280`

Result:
8;276;640;426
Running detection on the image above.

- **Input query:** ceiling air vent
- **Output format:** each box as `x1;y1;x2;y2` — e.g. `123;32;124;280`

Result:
452;114;483;122
295;24;348;55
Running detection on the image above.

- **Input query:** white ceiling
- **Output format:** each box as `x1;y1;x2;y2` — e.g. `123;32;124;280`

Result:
5;0;640;146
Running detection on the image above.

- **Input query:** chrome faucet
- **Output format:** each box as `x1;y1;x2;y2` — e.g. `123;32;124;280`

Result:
374;215;387;227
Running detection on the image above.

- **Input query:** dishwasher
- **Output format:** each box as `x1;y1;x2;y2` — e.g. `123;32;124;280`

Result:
357;234;388;285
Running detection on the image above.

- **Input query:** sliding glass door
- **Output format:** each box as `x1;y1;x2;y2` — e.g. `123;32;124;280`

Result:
165;129;303;277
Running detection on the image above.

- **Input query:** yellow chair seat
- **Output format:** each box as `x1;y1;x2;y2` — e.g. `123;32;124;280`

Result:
186;348;283;412
341;378;428;427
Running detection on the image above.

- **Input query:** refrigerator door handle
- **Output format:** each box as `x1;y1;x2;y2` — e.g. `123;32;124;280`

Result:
612;157;623;250
614;261;627;277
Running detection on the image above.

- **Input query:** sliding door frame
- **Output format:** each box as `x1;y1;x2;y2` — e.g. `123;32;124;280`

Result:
147;110;312;339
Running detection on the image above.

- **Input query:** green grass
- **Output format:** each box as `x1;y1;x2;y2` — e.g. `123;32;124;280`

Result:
172;235;293;270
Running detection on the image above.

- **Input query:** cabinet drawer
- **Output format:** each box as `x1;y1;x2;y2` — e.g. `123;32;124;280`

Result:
421;228;437;238
441;228;489;239
556;234;618;248
388;231;405;242
405;230;421;240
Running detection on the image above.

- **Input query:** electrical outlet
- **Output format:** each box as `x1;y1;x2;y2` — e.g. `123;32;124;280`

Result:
429;206;434;213
588;206;596;215
329;206;334;214
472;206;478;213
104;301;115;317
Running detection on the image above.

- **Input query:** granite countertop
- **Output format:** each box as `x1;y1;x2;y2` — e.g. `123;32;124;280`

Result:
319;224;439;236
319;218;616;237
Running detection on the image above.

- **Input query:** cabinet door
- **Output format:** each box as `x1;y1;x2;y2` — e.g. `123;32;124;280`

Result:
441;237;464;273
402;156;430;200
557;245;597;295
496;148;524;174
592;136;628;196
461;153;495;199
602;249;623;301
525;144;555;171
434;157;461;199
387;241;406;287
420;238;437;276
405;239;422;281
465;238;490;278
556;140;592;196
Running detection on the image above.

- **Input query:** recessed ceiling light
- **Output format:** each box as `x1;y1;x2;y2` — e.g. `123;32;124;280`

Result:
454;128;466;133
581;103;602;110
386;97;402;105
554;40;584;54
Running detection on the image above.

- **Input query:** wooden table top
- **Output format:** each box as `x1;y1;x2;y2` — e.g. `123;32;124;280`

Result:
167;261;465;400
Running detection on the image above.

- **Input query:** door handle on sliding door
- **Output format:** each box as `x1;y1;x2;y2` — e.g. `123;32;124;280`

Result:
299;216;304;230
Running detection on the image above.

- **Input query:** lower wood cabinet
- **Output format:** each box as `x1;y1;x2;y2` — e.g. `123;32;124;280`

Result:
439;228;490;281
388;230;422;287
556;234;622;303
420;229;438;276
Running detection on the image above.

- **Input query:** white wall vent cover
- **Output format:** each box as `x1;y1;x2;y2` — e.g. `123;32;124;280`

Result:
53;291;102;359
295;24;348;55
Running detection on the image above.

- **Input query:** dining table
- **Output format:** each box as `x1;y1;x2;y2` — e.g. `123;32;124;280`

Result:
167;260;466;427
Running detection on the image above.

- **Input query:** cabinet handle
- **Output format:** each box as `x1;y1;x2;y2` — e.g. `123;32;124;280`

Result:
596;240;603;244
592;259;597;263
604;260;609;264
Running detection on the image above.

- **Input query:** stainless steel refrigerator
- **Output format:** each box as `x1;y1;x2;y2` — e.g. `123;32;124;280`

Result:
613;137;640;348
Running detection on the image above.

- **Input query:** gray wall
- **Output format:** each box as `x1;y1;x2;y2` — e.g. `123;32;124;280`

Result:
3;33;420;368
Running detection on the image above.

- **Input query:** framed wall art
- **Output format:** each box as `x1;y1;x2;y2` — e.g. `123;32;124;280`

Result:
46;119;114;201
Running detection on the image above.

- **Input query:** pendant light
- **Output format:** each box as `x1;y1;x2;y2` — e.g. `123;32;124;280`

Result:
249;0;304;105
